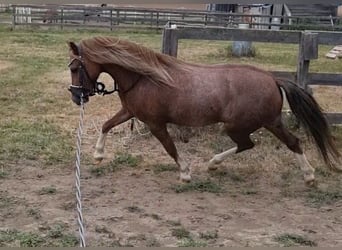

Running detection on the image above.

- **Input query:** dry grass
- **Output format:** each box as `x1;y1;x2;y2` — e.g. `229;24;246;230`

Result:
0;60;13;71
312;85;342;112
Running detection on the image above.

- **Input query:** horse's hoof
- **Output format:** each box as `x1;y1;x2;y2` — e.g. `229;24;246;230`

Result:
180;173;191;183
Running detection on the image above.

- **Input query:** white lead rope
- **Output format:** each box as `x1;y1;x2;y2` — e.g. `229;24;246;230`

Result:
74;96;86;247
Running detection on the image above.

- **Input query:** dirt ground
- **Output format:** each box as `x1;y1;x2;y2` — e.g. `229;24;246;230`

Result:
1;71;342;247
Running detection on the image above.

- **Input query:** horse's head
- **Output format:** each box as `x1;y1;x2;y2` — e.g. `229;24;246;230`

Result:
68;41;102;105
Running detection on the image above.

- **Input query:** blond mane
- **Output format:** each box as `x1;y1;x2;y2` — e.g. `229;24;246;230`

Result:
80;36;187;87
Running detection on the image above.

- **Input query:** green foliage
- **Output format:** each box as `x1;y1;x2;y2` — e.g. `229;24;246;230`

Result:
199;230;218;240
89;166;107;177
152;163;178;174
38;186;57;195
274;233;317;247
47;224;65;238
172;179;223;193
210;169;245;183
171;226;207;247
177;238;207;247
27;208;41;220
57;234;79;247
171;227;191;239
145;237;161;247
112;152;141;168
306;188;342;207
0;191;18;209
0;230;45;247
90;153;141;176
0;120;72;165
0;224;78;247
0;170;8;179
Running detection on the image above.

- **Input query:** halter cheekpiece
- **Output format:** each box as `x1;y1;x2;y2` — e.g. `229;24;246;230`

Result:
68;45;117;100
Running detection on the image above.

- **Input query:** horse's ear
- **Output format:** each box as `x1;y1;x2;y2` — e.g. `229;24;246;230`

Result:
68;41;79;56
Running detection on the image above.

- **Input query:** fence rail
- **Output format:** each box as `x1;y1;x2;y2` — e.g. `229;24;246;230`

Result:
1;4;342;31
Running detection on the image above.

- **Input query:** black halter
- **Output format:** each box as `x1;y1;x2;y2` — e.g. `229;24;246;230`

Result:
68;45;116;100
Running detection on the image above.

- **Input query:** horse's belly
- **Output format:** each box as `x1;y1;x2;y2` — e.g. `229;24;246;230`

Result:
168;104;222;126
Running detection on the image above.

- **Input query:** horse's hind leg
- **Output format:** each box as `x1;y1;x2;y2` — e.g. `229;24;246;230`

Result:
209;130;255;170
94;107;133;163
265;117;315;186
148;123;191;182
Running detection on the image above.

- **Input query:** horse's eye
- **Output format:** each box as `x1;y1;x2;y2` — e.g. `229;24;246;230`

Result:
70;68;78;73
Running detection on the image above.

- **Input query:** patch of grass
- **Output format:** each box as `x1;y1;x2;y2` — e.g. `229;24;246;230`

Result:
199;230;218;240
126;205;144;213
152;163;178;174
112;152;141;168
27;208;41;220
209;137;230;154
0;119;73;165
0;191;18;210
274;233;317;247
172;226;216;247
38;186;57;195
210;169;245;183
171;227;191;239
166;219;182;227
314;166;332;178
0;223;80;247
177;238;207;247
57;234;79;247
305;188;342;207
47;224;64;238
0;170;8;179
43;223;78;247
89;166;106;177
280;167;300;186
0;229;46;247
172;179;223;193
95;225;111;234
146;237;161;247
331;126;342;148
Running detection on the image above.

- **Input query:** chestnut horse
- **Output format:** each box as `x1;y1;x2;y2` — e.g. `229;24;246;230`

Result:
67;36;341;185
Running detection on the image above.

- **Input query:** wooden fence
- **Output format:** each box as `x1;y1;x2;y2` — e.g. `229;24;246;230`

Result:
6;4;342;31
162;24;342;124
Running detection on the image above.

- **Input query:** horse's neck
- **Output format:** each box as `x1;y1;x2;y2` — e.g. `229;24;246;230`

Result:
104;64;139;93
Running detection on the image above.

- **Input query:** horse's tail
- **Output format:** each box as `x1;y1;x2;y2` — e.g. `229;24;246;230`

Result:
276;79;341;171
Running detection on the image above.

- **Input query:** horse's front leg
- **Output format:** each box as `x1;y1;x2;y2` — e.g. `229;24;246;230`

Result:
148;123;191;182
94;107;133;163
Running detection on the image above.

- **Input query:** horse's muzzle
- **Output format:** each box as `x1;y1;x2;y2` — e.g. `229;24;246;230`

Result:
68;85;90;105
71;93;89;105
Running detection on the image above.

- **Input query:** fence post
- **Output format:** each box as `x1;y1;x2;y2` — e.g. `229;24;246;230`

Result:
110;9;113;31
296;31;318;91
116;10;120;25
60;8;64;30
161;24;178;57
156;11;159;29
12;5;16;28
150;12;153;28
